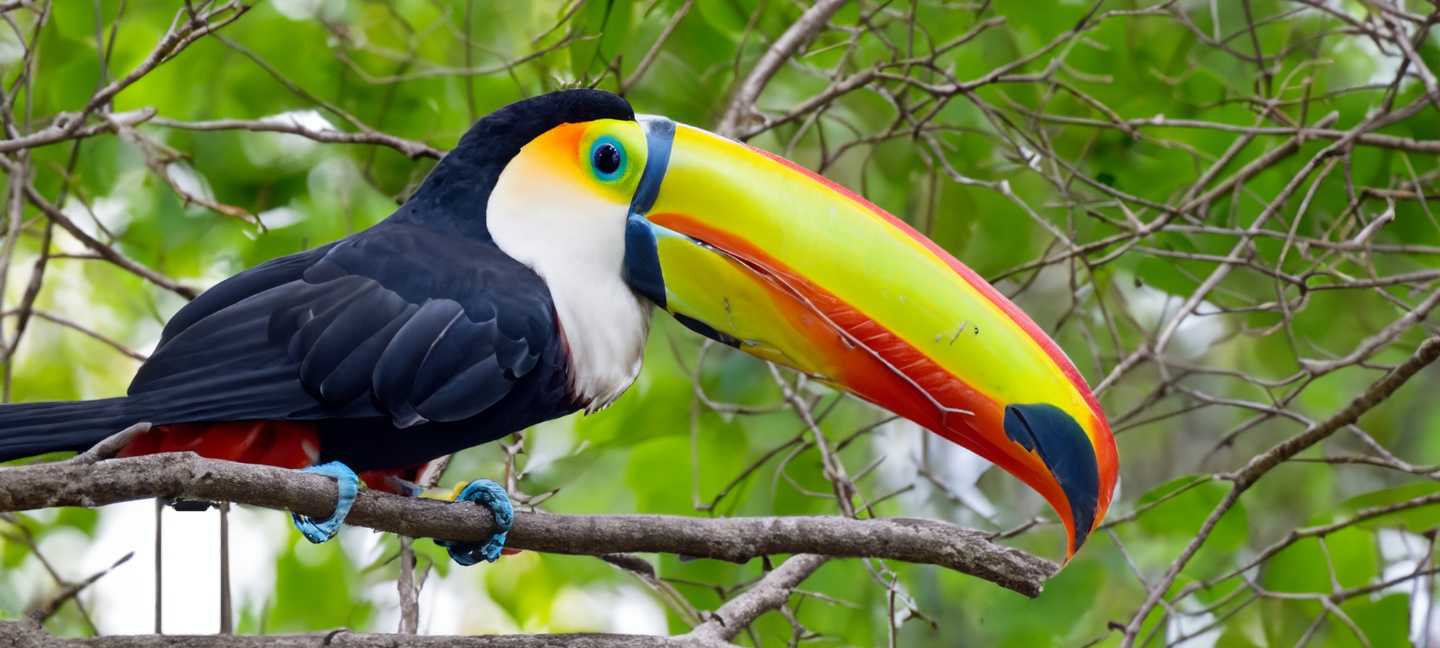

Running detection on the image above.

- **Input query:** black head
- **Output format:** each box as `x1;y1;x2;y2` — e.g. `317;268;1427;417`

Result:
392;89;636;241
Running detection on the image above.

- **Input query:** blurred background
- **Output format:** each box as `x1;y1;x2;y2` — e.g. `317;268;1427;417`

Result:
1;0;1439;646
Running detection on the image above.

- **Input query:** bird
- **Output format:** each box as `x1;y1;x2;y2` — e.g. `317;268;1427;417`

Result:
0;88;1117;563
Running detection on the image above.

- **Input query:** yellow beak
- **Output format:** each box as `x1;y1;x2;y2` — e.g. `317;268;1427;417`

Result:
623;117;1118;561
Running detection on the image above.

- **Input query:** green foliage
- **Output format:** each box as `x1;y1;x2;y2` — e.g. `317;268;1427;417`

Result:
1137;477;1248;552
268;538;373;633
0;0;1438;646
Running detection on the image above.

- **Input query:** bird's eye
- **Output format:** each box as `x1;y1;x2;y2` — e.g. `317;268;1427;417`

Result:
591;138;624;181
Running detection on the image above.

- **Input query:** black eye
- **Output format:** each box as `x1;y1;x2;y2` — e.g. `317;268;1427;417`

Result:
593;142;622;177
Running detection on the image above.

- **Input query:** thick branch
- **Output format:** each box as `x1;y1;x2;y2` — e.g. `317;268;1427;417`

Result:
0;621;681;647
0;452;1055;597
4;555;832;646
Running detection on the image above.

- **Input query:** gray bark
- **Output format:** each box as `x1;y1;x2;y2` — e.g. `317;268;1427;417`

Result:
0;453;1055;596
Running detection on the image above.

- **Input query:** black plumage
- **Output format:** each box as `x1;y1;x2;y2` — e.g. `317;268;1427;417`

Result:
0;89;637;472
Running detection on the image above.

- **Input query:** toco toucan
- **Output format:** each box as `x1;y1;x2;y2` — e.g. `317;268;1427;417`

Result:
0;89;1117;562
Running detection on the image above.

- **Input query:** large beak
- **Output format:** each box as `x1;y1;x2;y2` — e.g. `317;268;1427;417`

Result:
623;117;1118;562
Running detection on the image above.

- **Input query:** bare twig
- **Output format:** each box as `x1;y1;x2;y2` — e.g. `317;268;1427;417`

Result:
685;554;829;644
717;0;852;138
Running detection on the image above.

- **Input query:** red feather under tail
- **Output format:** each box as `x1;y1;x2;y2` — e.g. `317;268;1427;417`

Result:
117;421;320;469
116;421;428;496
356;466;428;496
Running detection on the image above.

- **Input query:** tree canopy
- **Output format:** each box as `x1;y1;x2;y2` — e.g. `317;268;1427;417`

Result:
2;1;1440;646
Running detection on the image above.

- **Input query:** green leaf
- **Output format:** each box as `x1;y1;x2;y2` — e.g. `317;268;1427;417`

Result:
53;508;99;539
1263;527;1376;594
1136;257;1199;297
1335;482;1440;531
694;0;755;36
1332;594;1410;648
1;536;28;569
268;537;372;633
1136;476;1248;551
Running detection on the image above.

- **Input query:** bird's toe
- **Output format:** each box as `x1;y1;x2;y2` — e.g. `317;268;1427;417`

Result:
291;461;360;543
433;478;513;565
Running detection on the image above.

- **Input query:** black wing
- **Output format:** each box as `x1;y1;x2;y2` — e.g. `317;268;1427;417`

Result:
129;221;558;429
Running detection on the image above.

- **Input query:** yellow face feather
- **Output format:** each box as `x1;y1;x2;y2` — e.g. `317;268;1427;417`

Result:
520;119;649;206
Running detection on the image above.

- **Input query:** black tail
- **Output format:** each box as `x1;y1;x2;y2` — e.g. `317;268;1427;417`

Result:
0;398;138;463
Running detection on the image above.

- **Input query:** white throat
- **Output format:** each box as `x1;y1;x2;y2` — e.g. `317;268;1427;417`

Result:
487;159;653;413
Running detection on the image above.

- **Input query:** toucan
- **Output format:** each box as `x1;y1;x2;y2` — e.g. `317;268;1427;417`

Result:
0;89;1117;563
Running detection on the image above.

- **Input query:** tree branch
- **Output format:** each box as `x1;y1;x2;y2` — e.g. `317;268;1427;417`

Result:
716;0;852;138
2;551;833;647
19;182;198;299
0;621;681;647
148;117;444;161
0;107;154;153
0;452;1055;597
1117;335;1440;646
685;554;828;644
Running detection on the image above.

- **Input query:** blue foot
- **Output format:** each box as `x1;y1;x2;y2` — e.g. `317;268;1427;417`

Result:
434;479;513;565
291;461;359;544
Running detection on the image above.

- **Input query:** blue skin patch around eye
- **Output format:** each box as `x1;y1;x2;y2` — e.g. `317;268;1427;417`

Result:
591;136;626;182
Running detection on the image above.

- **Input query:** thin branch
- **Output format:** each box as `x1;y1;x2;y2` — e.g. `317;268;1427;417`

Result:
0;107;154;153
685;554;829;644
148;116;444;161
717;0;852;138
1118;336;1440;646
18;181;197;299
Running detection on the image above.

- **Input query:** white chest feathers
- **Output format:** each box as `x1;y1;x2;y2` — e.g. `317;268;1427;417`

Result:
486;155;653;413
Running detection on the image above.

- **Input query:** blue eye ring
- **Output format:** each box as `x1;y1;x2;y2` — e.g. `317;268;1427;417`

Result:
590;136;626;182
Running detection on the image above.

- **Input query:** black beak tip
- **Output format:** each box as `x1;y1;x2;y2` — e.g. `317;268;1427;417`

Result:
1003;403;1101;555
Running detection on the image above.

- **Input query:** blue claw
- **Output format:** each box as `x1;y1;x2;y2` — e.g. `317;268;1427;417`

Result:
291;461;359;544
434;479;513;565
